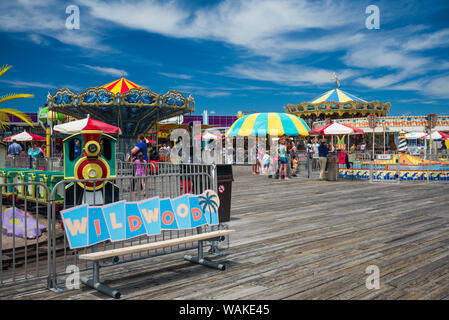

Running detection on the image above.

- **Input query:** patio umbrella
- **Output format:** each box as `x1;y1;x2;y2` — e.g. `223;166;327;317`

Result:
421;131;449;140
195;132;222;140
53;116;121;135
225;112;310;137
3;130;46;142
309;122;364;136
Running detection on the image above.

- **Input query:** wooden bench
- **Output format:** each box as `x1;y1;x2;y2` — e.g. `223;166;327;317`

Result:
78;229;236;298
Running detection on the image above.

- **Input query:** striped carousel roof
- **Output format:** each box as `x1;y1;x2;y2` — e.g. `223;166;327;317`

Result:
102;77;142;94
310;88;367;104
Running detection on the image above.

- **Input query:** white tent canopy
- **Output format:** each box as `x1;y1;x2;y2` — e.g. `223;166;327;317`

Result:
422;131;449;140
405;132;425;139
53;117;122;135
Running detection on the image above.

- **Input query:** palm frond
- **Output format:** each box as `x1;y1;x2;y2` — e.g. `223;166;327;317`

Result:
0;93;34;105
0;65;12;78
0;109;34;128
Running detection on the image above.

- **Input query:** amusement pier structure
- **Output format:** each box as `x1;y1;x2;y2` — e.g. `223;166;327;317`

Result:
47;77;195;153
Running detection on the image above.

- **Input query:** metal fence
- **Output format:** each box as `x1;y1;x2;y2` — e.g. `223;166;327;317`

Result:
267;149;449;183
0;182;52;287
0;163;228;295
5;155;64;172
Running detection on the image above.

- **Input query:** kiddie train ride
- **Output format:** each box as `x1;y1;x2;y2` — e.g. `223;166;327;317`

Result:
63;129;119;207
0;121;120;209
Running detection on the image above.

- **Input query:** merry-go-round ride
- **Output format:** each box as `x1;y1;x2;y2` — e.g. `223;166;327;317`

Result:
284;79;391;128
46;77;195;155
284;77;449;182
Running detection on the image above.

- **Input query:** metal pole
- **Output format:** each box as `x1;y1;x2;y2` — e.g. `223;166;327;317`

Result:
307;152;311;179
396;156;400;184
429;133;433;183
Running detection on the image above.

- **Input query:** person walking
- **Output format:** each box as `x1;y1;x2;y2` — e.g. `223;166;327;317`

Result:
312;138;320;170
134;152;147;197
28;142;43;169
279;139;289;180
318;139;329;180
131;134;149;162
8;139;22;156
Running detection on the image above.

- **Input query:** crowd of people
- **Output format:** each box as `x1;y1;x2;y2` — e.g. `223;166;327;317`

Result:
249;136;372;181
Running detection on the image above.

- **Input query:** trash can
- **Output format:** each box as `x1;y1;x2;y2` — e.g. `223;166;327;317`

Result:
216;164;233;223
326;154;338;181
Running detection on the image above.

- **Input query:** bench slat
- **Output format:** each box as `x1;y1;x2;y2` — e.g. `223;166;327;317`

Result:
78;229;236;261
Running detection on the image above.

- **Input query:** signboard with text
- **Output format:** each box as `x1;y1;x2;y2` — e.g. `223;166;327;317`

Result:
60;190;220;249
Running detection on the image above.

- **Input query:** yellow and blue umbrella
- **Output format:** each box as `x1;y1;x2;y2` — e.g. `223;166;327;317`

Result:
226;113;310;137
310;88;367;103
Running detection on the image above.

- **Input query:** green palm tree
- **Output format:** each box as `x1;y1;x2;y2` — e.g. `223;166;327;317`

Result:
0;65;34;131
198;190;219;223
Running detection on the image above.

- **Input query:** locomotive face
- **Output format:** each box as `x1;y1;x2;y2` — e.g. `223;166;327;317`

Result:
63;130;117;191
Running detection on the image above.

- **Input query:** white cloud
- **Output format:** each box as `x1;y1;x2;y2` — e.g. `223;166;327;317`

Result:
79;0;359;58
421;76;449;99
0;0;111;51
0;79;54;89
402;29;449;51
225;62;360;87
82;65;128;77
0;79;82;92
157;72;192;80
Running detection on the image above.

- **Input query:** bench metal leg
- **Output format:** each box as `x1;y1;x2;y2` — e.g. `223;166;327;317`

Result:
184;239;226;271
80;261;121;299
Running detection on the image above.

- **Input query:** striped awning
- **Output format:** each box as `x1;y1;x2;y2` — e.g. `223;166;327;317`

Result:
310;88;367;104
102;77;142;94
226;113;310;137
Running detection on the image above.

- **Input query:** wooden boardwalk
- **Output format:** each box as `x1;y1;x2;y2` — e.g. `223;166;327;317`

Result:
2;165;449;300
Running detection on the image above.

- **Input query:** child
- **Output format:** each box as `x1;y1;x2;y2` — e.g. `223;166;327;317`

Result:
292;155;298;177
262;151;271;174
135;152;147;196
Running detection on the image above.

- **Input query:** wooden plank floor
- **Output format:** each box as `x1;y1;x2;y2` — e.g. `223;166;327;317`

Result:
2;166;449;300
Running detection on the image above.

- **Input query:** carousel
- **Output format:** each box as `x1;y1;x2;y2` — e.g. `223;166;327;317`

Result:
284;74;391;127
47;77;195;153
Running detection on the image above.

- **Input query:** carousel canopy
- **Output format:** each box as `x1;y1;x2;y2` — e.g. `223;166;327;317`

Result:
284;85;391;121
309;88;367;104
3;130;46;142
226;112;310;137
102;77;141;94
47;77;194;138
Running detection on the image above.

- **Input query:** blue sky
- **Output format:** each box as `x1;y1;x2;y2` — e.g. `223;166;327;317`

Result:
1;0;449;116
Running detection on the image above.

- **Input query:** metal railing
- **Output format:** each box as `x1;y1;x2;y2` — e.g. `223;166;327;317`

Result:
46;164;220;293
0;182;52;286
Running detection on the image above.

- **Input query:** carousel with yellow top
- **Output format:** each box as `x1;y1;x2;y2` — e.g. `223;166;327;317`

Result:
284;74;391;127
